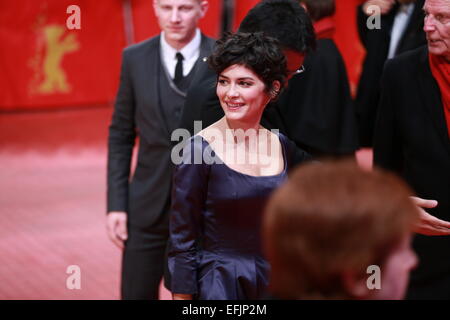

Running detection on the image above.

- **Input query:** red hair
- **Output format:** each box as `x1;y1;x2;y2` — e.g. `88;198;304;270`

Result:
263;159;419;299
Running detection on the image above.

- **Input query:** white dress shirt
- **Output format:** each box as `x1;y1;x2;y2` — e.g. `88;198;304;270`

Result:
388;3;415;59
160;28;201;79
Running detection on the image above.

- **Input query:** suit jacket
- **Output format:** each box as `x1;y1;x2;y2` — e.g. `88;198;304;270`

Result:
107;34;215;229
356;0;426;147
374;46;450;285
179;39;357;158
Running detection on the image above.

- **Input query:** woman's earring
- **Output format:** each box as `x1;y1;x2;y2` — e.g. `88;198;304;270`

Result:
270;89;279;99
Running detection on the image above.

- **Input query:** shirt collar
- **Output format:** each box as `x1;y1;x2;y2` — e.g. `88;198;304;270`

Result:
160;28;201;61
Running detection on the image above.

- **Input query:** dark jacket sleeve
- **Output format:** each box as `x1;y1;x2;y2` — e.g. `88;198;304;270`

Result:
107;49;136;213
373;59;402;173
357;4;370;48
169;137;209;294
291;144;313;168
279;133;313;170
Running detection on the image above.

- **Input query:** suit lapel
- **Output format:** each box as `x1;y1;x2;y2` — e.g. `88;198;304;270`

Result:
199;34;214;64
189;35;215;87
146;34;214;137
397;0;424;52
143;36;172;137
417;48;450;156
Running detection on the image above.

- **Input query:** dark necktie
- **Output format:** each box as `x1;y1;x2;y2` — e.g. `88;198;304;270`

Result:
174;52;184;85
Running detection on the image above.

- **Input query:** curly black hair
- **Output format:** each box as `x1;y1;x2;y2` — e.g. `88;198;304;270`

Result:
238;0;316;54
208;32;287;97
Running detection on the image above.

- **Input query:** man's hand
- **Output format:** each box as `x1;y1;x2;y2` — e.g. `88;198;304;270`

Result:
106;211;128;248
410;196;450;236
363;0;395;15
173;293;193;300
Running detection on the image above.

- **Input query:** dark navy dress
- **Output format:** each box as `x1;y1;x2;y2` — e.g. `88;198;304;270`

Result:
168;133;296;300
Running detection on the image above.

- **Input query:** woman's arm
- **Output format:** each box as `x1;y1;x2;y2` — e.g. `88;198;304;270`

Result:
173;293;194;300
169;136;210;298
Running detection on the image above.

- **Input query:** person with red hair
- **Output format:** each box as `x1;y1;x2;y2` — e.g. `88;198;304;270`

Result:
264;160;419;299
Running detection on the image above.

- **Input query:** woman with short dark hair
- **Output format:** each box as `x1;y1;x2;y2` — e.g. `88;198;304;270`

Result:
168;32;310;300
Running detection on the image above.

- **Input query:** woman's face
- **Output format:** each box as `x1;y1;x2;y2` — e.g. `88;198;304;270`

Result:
216;64;271;124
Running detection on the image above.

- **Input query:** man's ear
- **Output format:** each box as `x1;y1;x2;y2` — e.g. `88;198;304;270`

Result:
199;1;209;18
153;0;159;17
341;271;369;299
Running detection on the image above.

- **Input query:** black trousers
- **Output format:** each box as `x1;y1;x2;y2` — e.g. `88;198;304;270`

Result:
121;218;171;300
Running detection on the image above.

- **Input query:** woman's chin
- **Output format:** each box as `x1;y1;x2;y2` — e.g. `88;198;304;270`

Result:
224;109;244;119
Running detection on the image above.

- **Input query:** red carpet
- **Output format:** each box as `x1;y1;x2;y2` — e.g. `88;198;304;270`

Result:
0;106;170;300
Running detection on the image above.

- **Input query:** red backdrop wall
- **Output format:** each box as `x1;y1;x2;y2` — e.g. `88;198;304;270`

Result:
0;0;364;111
0;0;221;111
0;0;126;110
334;0;366;96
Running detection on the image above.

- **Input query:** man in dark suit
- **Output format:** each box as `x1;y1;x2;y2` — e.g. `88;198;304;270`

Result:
106;0;215;299
356;0;427;147
374;0;450;299
179;0;324;159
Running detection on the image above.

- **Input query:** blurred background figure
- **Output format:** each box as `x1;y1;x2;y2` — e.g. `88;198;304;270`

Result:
106;0;214;300
278;0;359;158
263;160;419;300
373;0;450;300
355;0;426;148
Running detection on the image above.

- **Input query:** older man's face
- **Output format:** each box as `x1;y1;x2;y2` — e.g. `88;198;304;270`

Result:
423;0;450;61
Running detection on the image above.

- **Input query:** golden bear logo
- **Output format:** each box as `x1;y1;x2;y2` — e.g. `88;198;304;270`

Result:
35;25;79;94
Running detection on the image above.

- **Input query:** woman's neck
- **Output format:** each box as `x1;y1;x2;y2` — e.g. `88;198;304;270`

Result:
223;117;262;133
